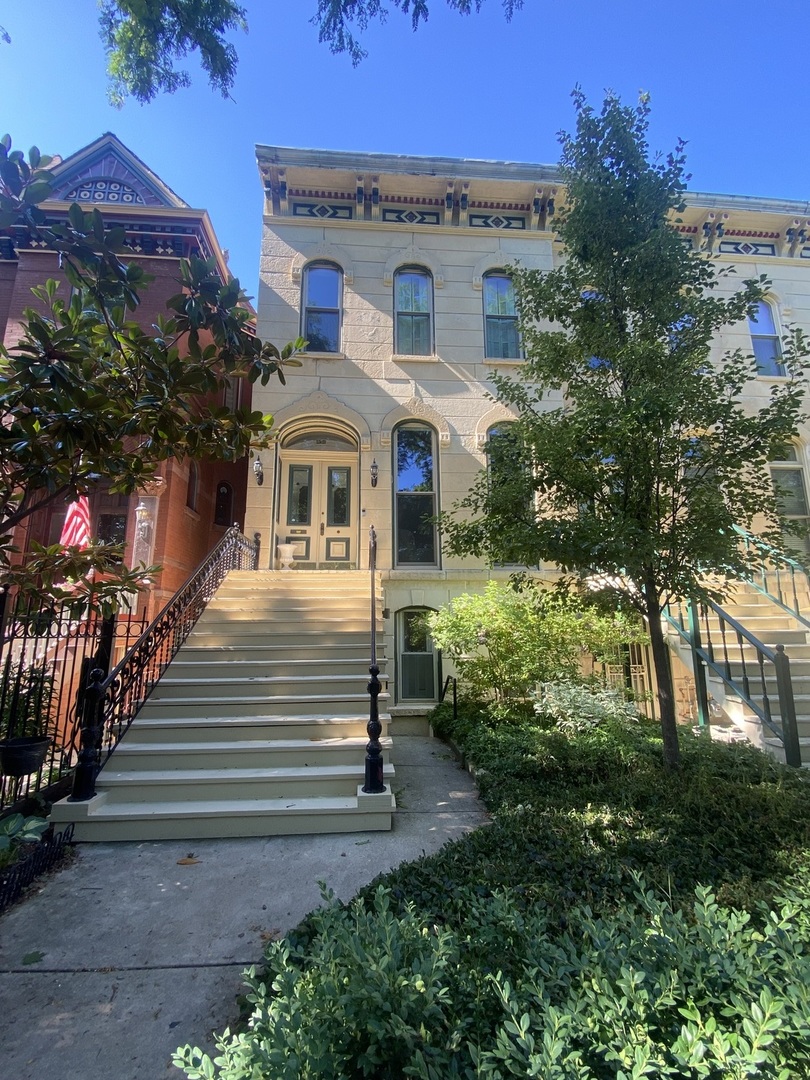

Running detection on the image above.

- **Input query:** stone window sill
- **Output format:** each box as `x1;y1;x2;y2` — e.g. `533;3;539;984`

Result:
391;353;439;364
302;350;346;361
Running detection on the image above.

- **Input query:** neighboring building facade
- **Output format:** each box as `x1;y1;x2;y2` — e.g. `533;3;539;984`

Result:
248;145;810;710
0;134;251;621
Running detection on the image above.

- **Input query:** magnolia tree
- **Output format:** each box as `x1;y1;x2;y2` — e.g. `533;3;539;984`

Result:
441;92;809;769
0;137;301;610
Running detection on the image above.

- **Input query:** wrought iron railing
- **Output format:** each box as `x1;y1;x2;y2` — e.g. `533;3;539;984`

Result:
362;525;385;794
440;674;458;725
664;597;802;767
71;527;260;799
0;590;147;812
734;525;810;630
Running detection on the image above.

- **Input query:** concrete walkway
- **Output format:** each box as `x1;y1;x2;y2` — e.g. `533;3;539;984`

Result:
0;735;487;1079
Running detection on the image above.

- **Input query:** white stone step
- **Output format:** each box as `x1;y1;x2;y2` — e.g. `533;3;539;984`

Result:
97;762;395;801
55;789;395;841
151;673;387;701
124;713;387;743
111;735;392;770
175;643;384;664
138;692;389;719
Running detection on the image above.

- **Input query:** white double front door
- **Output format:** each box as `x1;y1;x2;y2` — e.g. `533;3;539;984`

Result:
278;450;357;568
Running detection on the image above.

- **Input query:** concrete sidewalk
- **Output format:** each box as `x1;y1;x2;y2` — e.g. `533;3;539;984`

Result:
0;735;486;1079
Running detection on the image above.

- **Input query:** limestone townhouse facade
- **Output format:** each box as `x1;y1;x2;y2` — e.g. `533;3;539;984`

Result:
247;145;810;711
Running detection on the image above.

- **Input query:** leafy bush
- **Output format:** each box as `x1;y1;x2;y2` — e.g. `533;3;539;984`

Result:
175;879;810;1079
0;812;49;869
427;582;644;701
535;678;641;733
0;661;55;740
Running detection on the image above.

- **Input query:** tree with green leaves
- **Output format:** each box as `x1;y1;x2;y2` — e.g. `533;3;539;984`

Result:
0;136;301;608
441;92;810;769
3;2;523;105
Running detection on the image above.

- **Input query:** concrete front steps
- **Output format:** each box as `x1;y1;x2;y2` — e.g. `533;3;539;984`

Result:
672;584;810;765
52;570;396;840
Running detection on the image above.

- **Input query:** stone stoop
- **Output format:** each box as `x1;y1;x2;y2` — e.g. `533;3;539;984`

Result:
669;584;810;766
52;570;396;840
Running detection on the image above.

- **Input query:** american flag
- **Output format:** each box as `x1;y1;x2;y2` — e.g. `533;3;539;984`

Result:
59;496;91;549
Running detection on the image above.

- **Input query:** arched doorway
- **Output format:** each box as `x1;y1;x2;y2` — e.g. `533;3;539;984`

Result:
277;421;360;568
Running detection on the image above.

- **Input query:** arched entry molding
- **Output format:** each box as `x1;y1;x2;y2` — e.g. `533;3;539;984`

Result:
475;405;519;450
383;245;445;288
290;244;355;285
271;391;371;449
380;399;451;448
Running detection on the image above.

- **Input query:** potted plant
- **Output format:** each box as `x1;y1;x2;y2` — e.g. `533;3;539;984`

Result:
0;662;56;777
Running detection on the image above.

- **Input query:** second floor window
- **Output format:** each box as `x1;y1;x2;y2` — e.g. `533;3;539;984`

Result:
748;300;785;377
484;272;520;358
395;267;433;355
303;262;342;353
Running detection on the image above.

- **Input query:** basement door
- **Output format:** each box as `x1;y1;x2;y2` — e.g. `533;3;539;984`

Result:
278;446;357;568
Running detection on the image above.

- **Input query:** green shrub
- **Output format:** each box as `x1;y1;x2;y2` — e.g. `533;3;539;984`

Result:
535;678;641;732
175;880;810;1079
427;582;643;701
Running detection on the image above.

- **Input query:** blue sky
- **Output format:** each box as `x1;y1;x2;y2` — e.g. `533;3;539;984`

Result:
2;1;809;300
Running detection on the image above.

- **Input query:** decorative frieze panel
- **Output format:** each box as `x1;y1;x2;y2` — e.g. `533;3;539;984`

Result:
291;202;353;220
382;207;442;225
469;213;526;230
718;240;777;257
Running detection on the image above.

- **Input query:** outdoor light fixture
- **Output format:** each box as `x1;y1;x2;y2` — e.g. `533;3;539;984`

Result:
253;455;264;486
370;459;379;487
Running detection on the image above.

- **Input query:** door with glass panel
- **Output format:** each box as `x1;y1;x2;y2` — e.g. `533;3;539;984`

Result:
278;432;357;567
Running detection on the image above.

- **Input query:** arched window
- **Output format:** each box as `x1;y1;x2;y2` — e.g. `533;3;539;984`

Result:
769;445;810;555
749;300;785;377
186;461;199;512
483;271;519;358
394;267;433;355
214;482;233;526
394;422;438;565
302;262;342;353
397;608;439;702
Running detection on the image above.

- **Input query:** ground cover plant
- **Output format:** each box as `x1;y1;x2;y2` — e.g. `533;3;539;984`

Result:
175;695;810;1078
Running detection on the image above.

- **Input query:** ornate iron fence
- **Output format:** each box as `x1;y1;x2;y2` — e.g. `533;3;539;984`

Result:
71;526;259;799
0;591;147;812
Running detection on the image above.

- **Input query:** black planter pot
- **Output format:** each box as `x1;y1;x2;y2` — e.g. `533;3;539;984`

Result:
0;736;52;777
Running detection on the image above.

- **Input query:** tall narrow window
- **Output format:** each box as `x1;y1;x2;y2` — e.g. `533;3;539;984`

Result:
749;300;785;376
214;482;233;526
769;445;810;554
186;461;199;512
394;267;433;355
483;272;519;358
302;262;342;353
394;423;438;565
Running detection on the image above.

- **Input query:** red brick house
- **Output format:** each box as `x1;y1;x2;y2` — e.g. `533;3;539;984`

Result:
0;134;251;620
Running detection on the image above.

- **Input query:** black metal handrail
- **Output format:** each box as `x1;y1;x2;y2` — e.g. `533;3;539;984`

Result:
362;525;385;794
440;674;458;726
71;526;260;799
664;596;802;767
734;525;810;630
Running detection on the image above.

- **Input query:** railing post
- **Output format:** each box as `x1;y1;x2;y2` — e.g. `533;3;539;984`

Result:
253;531;261;571
687;598;711;729
363;526;385;794
70;667;106;801
774;644;802;768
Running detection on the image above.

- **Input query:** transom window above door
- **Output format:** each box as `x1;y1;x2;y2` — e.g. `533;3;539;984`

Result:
302;262;342;353
394;267;433;355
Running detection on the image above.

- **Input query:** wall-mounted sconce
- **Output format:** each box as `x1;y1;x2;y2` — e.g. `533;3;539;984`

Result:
253;455;264;486
370;459;379;488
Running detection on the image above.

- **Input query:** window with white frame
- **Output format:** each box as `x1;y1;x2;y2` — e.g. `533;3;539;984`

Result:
769;445;810;555
483;271;520;358
302;262;342;353
748;300;785;377
394;267;433;355
394;422;438;565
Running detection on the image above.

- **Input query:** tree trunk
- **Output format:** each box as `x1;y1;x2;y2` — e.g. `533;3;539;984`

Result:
647;603;681;769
